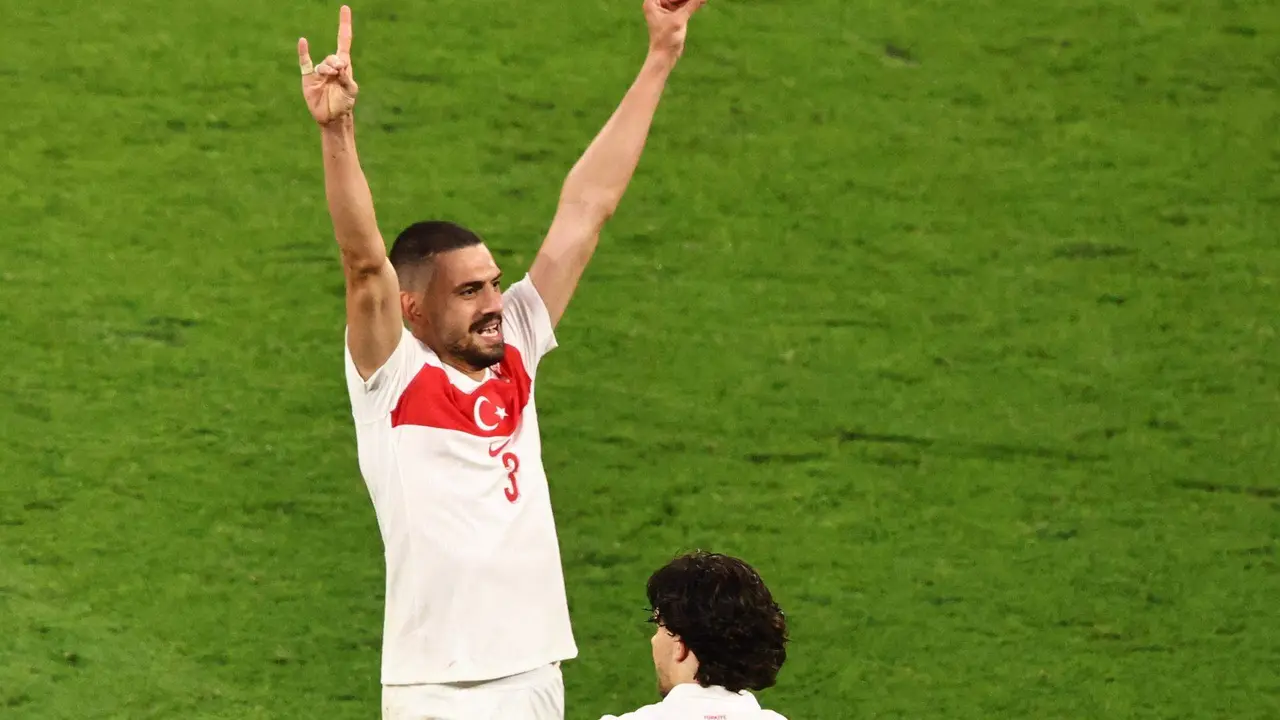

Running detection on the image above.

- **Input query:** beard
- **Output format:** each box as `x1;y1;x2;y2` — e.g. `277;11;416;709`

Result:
454;339;504;370
448;312;505;370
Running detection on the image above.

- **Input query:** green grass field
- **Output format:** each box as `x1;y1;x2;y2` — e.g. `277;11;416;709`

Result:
3;0;1279;717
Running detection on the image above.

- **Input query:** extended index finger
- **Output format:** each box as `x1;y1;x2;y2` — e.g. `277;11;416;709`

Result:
336;5;353;58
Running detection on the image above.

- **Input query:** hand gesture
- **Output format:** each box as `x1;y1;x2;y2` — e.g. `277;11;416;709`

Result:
298;5;358;126
645;0;707;58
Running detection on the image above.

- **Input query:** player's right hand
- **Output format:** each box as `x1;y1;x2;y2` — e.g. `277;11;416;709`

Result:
298;5;358;126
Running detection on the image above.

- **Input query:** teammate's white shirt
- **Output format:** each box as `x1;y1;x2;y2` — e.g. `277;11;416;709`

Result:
344;274;577;686
599;684;787;720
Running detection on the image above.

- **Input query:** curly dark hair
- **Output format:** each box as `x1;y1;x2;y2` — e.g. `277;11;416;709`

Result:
645;550;789;693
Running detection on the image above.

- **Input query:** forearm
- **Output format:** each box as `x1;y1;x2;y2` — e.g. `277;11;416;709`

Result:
321;116;385;272
558;50;677;218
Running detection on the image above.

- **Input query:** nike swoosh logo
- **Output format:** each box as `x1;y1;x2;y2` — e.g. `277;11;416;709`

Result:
488;437;512;457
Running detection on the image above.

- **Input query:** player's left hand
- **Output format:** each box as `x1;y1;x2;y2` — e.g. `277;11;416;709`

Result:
298;5;359;127
644;0;707;59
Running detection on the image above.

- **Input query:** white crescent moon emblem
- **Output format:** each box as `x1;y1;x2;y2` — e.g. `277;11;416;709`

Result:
473;396;500;431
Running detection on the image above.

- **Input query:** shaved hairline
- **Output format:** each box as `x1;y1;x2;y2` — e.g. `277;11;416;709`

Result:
394;256;436;293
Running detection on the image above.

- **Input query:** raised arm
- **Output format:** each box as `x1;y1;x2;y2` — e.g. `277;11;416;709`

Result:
299;5;401;380
529;0;707;327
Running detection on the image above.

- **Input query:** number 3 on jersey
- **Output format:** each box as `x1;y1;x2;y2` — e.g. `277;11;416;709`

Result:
501;452;520;503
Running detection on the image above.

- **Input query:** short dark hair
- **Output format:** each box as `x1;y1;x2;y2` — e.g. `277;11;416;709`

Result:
388;220;484;290
646;550;788;693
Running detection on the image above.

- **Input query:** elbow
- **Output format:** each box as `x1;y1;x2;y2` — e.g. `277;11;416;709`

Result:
556;193;617;226
340;248;388;279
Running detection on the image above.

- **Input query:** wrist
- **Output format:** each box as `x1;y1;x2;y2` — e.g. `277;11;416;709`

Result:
644;47;681;72
319;114;355;135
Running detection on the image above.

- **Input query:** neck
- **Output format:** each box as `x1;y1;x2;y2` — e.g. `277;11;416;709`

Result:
669;667;699;689
417;332;488;381
442;356;487;382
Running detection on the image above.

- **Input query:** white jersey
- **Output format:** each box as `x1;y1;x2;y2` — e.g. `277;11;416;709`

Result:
600;684;788;720
344;274;578;685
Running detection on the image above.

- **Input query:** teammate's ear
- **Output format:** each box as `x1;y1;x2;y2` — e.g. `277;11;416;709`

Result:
673;635;692;663
399;290;419;323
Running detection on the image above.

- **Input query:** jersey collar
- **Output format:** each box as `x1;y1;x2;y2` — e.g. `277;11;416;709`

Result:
663;684;762;708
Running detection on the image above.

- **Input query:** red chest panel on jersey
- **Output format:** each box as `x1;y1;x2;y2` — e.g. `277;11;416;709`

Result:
389;345;532;437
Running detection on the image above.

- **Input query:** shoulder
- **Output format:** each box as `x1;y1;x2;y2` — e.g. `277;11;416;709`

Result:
503;273;535;296
499;273;559;363
344;325;420;398
502;273;548;311
597;702;664;720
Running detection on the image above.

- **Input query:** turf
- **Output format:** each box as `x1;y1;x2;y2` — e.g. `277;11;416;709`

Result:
2;0;1278;718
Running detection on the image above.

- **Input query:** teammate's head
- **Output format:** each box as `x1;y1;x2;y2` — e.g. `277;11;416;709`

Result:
644;550;788;698
390;221;505;374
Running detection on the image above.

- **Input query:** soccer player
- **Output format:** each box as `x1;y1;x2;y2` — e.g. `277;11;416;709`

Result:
295;1;706;718
600;551;790;720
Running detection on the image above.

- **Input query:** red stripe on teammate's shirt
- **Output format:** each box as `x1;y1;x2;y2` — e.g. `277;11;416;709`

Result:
390;345;532;436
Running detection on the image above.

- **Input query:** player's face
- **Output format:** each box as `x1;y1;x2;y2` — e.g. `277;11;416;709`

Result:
424;245;505;372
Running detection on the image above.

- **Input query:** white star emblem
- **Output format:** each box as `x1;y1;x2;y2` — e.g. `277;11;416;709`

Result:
495;406;508;420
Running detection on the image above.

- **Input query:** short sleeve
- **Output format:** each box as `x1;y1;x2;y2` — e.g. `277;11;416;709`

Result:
344;325;425;422
501;273;558;375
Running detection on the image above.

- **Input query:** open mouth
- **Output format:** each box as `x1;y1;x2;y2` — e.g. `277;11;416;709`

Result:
474;318;502;341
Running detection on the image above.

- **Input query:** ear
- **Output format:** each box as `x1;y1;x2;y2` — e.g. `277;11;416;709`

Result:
399;290;419;323
673;635;692;663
